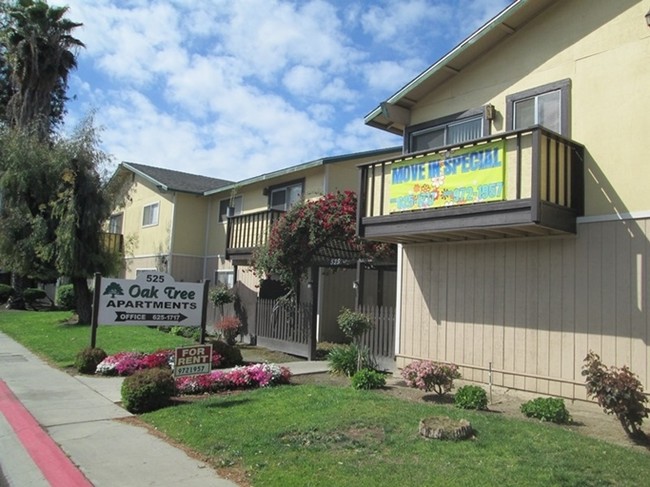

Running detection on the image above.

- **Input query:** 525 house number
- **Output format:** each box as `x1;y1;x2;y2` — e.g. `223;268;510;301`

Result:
145;274;165;283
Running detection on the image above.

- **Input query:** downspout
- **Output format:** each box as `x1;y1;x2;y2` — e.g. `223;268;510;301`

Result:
202;198;212;280
394;244;403;357
167;192;177;276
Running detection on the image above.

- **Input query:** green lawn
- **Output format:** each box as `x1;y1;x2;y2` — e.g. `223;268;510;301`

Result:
144;384;650;487
0;310;194;367
2;310;649;486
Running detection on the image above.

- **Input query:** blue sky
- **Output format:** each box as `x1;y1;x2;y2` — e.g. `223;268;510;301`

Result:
50;0;511;180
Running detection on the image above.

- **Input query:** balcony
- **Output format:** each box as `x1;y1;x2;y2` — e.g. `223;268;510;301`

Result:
357;126;584;244
102;232;124;254
226;209;285;262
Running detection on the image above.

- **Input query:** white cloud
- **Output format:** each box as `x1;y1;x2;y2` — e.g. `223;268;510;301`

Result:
48;0;511;180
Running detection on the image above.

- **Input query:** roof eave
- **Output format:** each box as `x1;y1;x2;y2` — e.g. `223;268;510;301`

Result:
364;0;552;132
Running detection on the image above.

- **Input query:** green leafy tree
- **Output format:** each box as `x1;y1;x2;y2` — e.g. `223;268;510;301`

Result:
49;118;120;324
0;117;120;323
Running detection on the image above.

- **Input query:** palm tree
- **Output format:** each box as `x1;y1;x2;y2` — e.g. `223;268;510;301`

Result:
2;0;84;138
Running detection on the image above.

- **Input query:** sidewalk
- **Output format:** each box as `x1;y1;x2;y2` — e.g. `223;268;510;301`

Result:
0;332;328;486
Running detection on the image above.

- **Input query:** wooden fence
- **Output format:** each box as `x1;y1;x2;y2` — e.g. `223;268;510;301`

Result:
255;298;313;358
357;304;396;371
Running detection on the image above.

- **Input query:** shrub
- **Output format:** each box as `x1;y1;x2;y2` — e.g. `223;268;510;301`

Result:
582;351;649;437
209;285;234;308
401;360;461;396
121;368;176;414
168;326;201;340
520;397;572;424
0;284;15;304
351;368;386;390
75;347;108;374
328;344;375;377
337;308;373;339
215;316;241;346
210;340;243;368
455;385;488;410
55;284;76;310
23;288;48;308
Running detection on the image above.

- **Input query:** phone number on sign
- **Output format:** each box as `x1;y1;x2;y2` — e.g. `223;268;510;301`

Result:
176;365;210;376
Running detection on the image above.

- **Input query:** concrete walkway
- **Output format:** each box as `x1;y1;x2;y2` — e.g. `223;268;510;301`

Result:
0;332;328;486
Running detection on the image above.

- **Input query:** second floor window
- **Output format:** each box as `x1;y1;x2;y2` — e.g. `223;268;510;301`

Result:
270;181;303;211
108;213;123;234
142;202;159;227
407;107;490;153
506;79;570;136
218;195;243;222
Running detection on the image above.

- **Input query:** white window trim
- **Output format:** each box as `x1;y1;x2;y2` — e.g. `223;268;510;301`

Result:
142;202;160;227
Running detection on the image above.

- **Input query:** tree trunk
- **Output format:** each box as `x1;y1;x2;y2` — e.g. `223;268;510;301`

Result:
6;273;27;310
73;277;92;324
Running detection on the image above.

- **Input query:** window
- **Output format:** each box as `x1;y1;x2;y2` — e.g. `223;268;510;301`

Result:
269;181;303;211
108;213;123;234
407;107;489;153
506;79;571;135
218;195;243;222
142;202;159;227
214;270;234;288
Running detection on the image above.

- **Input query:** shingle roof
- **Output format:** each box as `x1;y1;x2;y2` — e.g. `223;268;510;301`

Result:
122;162;233;194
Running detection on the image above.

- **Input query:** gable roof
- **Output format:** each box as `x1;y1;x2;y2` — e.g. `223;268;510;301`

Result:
365;0;559;134
120;162;234;194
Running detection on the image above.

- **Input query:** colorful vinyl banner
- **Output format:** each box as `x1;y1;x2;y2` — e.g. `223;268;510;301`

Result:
389;140;505;213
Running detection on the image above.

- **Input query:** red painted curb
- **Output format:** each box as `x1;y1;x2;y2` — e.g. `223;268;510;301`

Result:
0;380;93;486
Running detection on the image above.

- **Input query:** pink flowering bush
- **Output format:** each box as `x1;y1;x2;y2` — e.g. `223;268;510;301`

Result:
175;363;292;395
401;360;461;396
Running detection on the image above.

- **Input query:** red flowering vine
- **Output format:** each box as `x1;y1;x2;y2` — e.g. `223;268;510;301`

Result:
253;191;393;295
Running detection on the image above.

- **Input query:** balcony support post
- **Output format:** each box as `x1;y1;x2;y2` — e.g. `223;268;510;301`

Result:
530;128;542;223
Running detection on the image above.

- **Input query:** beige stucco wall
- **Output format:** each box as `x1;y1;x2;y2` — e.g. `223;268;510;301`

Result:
409;0;649;217
115;175;174;278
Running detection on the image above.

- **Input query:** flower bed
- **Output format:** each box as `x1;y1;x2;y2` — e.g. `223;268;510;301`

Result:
176;363;292;395
95;349;222;376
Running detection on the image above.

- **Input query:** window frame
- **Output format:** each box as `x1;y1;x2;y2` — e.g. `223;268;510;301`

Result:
142;202;160;227
267;179;304;211
506;79;571;136
108;212;123;234
218;195;243;223
405;106;491;153
214;269;235;288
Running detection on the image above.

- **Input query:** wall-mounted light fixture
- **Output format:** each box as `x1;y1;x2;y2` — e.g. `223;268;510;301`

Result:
307;280;313;289
646;8;650;27
262;187;269;196
352;281;359;289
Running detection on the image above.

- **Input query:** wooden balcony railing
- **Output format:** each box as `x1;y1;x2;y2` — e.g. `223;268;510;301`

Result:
102;232;124;254
226;209;285;260
357;126;584;244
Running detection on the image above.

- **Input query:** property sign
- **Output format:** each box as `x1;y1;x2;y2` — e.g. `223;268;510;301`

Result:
389;140;506;213
174;344;213;378
97;272;204;327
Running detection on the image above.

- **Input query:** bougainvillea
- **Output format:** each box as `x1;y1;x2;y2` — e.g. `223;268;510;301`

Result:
253;190;394;293
175;363;292;395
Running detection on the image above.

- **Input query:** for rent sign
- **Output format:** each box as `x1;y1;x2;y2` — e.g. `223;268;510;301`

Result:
389;140;506;212
174;344;213;378
97;272;205;327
